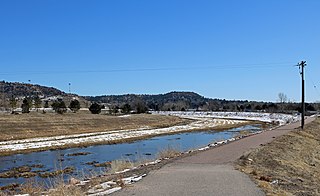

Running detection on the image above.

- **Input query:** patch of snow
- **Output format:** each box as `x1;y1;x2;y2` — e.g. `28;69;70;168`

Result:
115;169;131;174
86;174;146;196
87;181;116;194
152;111;299;125
144;159;161;166
198;146;210;151
88;187;122;196
118;115;131;118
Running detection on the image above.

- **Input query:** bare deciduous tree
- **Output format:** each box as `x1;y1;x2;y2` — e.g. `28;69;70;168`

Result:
278;93;288;103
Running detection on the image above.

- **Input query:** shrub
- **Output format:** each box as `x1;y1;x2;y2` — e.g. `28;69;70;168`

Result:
52;99;67;114
89;102;101;114
121;103;132;114
21;98;30;113
133;99;147;114
157;145;181;159
110;160;134;173
69;99;80;113
34;96;42;110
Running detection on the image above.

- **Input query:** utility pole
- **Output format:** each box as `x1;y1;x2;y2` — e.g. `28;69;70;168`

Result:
297;61;306;129
68;83;71;94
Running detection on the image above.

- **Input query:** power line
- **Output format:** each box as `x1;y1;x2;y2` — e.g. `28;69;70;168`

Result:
0;62;295;76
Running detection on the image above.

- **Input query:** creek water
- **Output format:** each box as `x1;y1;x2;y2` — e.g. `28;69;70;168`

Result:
0;124;262;187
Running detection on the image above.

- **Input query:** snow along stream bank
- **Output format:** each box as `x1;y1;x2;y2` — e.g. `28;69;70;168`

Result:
153;111;299;125
0;112;299;154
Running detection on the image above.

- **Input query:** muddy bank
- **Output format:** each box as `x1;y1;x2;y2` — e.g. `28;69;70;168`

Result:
0;164;74;179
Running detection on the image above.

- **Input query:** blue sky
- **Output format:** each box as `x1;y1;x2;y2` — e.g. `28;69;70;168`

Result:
0;0;319;102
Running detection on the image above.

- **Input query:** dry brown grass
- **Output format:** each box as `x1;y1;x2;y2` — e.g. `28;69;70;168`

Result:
19;179;45;195
157;145;181;159
109;160;135;173
46;183;84;196
0;178;85;196
237;117;320;195
17;177;85;196
0;112;189;141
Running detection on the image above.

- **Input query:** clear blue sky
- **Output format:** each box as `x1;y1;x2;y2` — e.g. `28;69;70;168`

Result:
0;0;319;102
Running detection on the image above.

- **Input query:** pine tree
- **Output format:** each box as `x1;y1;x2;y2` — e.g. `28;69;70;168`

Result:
34;96;42;111
21;98;30;113
69;99;81;113
89;102;101;114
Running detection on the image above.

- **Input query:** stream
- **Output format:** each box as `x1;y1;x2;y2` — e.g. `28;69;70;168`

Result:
0;124;263;188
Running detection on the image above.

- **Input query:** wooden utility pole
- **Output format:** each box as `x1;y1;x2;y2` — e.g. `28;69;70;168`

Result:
297;61;306;129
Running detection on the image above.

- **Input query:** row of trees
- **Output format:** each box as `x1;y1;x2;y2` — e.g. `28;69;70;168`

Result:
51;99;81;114
9;96;42;110
15;97;147;115
10;92;320;115
17;98;81;114
17;97;319;115
89;101;147;115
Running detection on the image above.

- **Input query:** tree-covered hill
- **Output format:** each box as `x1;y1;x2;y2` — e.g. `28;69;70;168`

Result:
0;81;318;113
0;81;88;109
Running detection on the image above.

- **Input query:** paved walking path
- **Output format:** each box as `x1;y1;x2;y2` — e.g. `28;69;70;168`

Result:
114;117;316;196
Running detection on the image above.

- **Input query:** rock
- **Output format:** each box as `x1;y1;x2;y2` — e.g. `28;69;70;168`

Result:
270;179;279;185
94;162;111;167
259;176;271;182
69;177;80;185
86;161;99;165
67;152;91;156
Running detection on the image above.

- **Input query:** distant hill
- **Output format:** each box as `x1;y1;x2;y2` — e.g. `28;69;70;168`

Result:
0;81;66;98
86;92;314;113
0;81;88;108
86;91;207;104
86;91;226;111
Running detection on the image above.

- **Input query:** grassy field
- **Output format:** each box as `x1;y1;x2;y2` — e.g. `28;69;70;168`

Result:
237;117;320;195
0;112;189;141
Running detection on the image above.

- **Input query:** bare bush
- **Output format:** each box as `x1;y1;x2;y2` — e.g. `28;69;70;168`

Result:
19;179;45;195
157;146;181;159
110;160;135;173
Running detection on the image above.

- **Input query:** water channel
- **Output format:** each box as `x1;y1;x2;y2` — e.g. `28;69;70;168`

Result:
0;124;263;187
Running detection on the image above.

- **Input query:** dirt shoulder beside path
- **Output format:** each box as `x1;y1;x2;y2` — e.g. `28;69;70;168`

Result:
114;117;315;196
237;116;320;195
